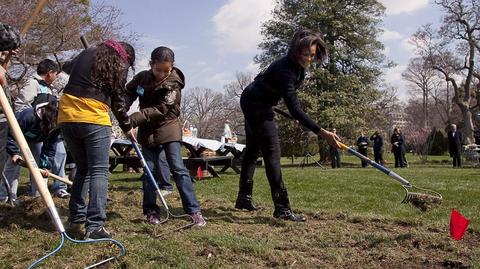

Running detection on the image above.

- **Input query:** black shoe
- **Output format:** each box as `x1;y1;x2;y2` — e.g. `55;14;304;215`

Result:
85;226;111;240
273;210;307;222
67;222;84;239
235;195;258;211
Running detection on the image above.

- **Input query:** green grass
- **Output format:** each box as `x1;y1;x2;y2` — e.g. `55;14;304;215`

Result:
0;162;479;268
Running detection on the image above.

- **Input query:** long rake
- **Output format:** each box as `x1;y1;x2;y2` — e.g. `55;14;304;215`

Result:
273;108;443;210
130;140;196;237
0;1;126;267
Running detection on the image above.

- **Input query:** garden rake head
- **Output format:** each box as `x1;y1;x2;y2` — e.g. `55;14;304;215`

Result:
401;185;443;211
130;140;196;237
337;142;443;210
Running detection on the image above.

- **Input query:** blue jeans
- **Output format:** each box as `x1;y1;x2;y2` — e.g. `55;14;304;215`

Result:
61;123;111;231
0;122;7;174
1;142;47;199
51;140;68;192
142;142;200;215
156;149;172;191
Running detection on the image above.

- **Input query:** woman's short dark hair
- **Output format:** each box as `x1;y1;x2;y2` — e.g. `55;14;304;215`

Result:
92;41;135;94
288;29;328;63
37;59;59;76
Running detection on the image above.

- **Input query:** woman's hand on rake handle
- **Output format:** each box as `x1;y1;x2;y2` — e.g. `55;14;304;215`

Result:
318;128;342;149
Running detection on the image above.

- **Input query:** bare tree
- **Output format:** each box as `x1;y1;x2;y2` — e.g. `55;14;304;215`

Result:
181;87;229;139
372;86;402;133
0;0;137;82
412;0;480;141
222;72;253;139
402;57;439;128
428;80;457;125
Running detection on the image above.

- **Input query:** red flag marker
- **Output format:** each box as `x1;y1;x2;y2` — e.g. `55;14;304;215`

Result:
450;208;470;241
196;166;203;180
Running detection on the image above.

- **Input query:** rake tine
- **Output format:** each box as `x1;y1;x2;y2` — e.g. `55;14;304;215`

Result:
28;232;127;269
64;233;126;269
153;212;196;238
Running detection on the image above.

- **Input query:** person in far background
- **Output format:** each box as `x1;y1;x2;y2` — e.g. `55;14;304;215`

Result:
356;131;368;167
390;127;405;168
370;131;384;165
447;124;463;168
329;128;341;169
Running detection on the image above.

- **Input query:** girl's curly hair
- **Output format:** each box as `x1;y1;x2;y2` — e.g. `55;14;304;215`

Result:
91;42;135;95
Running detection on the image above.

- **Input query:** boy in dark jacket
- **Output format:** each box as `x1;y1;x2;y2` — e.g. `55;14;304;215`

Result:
125;47;205;226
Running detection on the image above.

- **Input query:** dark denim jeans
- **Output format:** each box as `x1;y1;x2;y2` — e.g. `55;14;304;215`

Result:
61;123;111;232
154;148;172;191
142;142;200;215
0;121;7;174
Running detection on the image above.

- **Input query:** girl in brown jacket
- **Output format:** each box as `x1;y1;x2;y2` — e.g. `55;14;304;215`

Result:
125;47;205;226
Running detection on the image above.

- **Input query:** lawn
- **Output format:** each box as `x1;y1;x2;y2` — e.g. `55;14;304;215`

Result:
0;159;479;268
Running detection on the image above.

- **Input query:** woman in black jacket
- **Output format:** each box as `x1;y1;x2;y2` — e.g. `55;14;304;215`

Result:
235;30;341;222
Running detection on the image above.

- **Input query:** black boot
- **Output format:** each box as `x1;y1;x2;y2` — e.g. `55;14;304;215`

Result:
272;189;306;222
273;209;306;222
235;194;259;211
235;176;257;211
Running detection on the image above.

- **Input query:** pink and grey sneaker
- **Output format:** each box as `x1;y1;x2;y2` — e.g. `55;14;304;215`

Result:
190;211;206;227
146;211;161;225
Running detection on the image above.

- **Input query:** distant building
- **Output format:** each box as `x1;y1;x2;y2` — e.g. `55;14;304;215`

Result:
390;111;408;129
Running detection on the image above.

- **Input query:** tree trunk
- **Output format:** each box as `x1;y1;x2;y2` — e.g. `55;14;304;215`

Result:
459;102;475;142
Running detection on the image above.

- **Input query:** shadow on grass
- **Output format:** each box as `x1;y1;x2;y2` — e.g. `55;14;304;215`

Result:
0;197;69;233
201;206;284;226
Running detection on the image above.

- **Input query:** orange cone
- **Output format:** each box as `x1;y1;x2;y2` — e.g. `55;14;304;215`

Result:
196;166;203;180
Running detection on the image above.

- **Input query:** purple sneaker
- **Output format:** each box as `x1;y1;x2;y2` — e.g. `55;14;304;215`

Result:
190;212;206;227
146;211;161;225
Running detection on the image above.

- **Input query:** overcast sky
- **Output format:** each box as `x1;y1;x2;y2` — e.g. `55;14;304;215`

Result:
94;0;444;100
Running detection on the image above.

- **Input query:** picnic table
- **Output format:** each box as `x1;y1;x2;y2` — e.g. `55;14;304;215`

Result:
464;144;480;167
109;139;142;172
217;143;246;174
109;137;248;177
181;136;241;177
